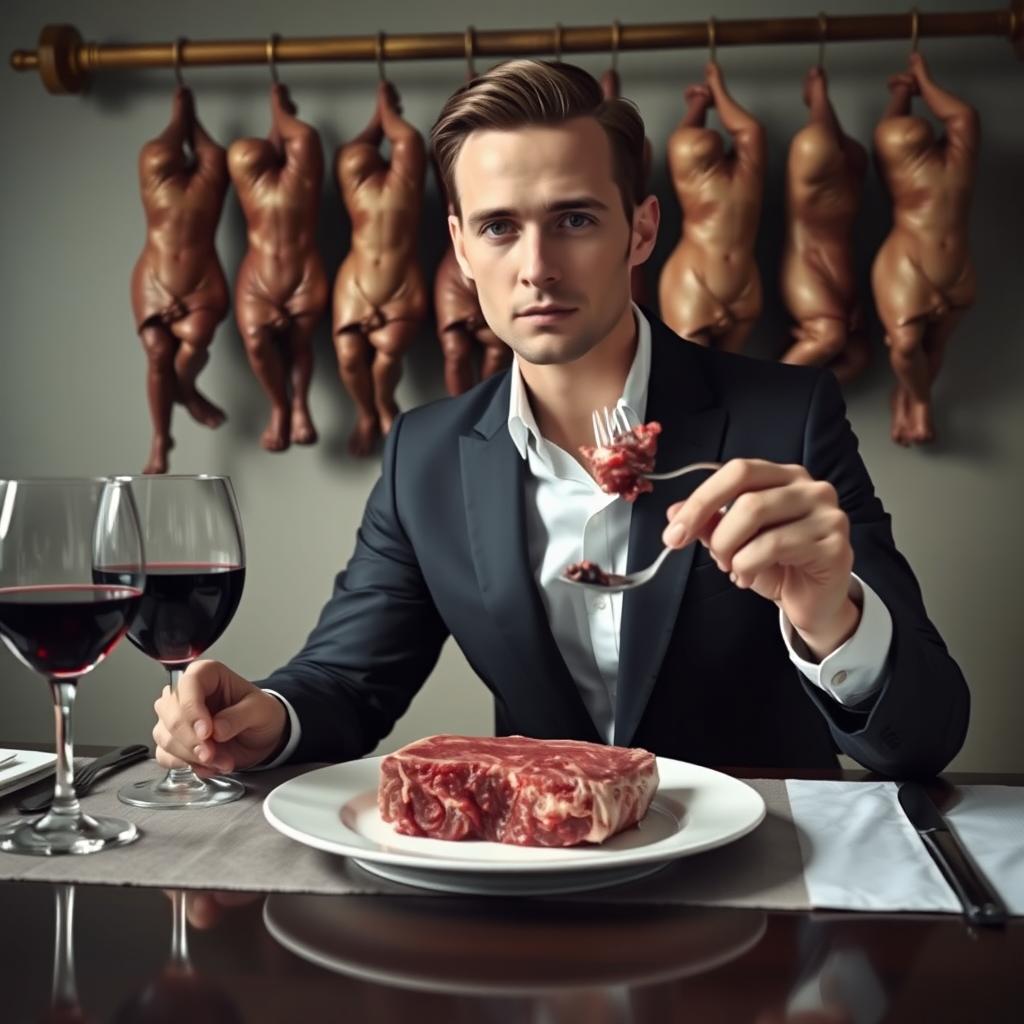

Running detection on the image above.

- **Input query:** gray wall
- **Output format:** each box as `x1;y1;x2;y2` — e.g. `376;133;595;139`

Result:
2;0;1021;770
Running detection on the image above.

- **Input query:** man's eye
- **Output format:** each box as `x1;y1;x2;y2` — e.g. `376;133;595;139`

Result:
562;213;595;229
482;221;513;238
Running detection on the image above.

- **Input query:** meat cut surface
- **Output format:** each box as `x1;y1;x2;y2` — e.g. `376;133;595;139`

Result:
579;421;662;503
378;734;659;847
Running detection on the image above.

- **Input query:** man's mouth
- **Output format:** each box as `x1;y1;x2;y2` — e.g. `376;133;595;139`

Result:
516;305;577;319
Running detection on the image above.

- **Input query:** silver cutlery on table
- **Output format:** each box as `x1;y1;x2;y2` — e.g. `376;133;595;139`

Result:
897;781;1007;927
16;745;150;814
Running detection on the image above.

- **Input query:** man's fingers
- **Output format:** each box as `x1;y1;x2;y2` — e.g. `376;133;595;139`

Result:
212;692;269;744
707;481;837;567
154;745;190;771
153;721;203;770
175;660;227;741
729;517;835;585
663;460;808;548
150;660;260;775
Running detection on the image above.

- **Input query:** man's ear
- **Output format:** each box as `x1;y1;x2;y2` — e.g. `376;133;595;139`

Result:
448;213;475;281
628;194;660;269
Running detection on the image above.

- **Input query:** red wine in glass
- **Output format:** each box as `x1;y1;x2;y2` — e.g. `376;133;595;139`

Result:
112;475;246;809
0;585;141;679
94;564;245;670
0;478;145;856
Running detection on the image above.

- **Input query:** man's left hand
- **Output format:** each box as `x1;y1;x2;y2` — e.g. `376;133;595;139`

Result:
662;459;860;659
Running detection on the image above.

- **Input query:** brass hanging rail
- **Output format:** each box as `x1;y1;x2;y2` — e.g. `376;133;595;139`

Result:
11;5;1023;95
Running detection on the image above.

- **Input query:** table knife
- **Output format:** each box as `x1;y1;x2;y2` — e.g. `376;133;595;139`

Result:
897;781;1007;927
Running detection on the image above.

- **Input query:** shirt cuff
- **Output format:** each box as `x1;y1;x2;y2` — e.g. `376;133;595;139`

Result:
245;689;301;770
779;574;893;707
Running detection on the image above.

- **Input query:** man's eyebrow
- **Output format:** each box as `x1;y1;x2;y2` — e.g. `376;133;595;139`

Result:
466;197;610;229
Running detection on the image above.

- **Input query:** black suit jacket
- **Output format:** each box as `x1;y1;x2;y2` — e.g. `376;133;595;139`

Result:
264;314;969;777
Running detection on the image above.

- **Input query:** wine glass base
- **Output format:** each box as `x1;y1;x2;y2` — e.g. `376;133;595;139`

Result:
118;773;245;808
0;812;138;856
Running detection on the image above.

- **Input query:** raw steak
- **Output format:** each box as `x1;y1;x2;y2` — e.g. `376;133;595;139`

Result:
378;734;659;847
579;420;662;502
563;560;613;586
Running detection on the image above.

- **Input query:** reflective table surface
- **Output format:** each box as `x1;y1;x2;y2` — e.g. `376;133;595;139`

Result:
3;881;1022;1023
2;754;1021;1023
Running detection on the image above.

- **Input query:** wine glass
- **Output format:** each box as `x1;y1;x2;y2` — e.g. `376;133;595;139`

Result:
112;890;244;1024
111;474;246;808
38;885;94;1024
0;478;145;855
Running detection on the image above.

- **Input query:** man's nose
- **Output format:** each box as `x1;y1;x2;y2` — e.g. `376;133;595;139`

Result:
518;227;560;289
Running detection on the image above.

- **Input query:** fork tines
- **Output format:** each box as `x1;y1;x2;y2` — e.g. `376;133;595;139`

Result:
592;405;633;448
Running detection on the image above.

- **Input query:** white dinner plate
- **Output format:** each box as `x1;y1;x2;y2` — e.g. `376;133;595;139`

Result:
263;755;765;895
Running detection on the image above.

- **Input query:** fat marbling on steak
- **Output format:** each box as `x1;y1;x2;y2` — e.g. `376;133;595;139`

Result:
578;420;662;502
378;734;659;847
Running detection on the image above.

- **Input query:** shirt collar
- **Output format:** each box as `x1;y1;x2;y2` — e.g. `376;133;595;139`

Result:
507;302;652;460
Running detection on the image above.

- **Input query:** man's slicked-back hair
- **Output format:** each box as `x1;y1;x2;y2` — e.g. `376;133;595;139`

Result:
431;58;647;222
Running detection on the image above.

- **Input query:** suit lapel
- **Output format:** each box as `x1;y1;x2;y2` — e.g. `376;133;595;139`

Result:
614;319;727;746
460;376;601;743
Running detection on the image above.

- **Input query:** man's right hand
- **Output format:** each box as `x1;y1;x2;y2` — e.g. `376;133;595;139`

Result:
153;660;288;775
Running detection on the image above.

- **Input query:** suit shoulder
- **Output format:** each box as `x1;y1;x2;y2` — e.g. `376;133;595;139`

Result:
394;372;509;447
699;346;825;405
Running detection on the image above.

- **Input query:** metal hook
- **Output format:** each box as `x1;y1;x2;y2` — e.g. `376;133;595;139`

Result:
465;25;476;78
910;7;920;53
611;20;621;71
708;16;717;64
172;37;186;88
553;22;563;62
376;31;386;81
817;12;827;69
266;33;279;83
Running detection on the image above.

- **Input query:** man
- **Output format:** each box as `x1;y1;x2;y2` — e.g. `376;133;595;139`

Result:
152;60;967;780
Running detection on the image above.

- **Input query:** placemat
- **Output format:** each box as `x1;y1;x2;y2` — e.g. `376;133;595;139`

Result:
0;759;808;907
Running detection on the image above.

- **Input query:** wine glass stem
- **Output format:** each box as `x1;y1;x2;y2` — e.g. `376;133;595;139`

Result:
51;884;78;1008
166;667;203;786
169;889;191;970
49;679;81;818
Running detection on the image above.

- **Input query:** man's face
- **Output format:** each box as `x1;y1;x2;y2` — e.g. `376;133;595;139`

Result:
449;117;657;367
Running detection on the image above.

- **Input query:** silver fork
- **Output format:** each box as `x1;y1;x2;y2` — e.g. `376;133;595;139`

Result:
561;546;677;593
564;410;722;593
590;405;720;481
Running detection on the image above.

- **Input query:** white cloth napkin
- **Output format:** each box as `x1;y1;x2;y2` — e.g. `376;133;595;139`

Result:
787;780;1024;916
0;748;56;799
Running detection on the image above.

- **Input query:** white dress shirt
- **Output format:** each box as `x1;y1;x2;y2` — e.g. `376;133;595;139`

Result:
505;305;892;743
262;304;893;763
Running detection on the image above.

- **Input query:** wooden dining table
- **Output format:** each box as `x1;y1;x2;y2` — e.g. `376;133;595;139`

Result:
1;745;1021;1023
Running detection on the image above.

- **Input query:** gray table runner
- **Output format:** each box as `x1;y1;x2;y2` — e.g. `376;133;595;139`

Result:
0;759;808;908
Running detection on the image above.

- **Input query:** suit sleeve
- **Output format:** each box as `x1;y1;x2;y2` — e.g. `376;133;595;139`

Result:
797;370;969;778
258;413;450;762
